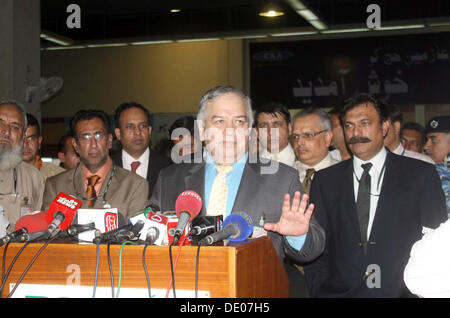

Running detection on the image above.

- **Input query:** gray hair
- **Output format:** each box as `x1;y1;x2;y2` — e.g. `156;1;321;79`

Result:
197;86;253;127
0;99;28;131
292;107;332;131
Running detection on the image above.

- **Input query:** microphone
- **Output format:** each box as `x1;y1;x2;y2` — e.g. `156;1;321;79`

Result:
96;223;134;243
199;212;254;246
190;216;223;243
112;220;145;243
0;228;27;247
169;190;202;245
129;210;169;246
145;227;160;245
13;212;52;242
45;192;82;232
66;222;96;236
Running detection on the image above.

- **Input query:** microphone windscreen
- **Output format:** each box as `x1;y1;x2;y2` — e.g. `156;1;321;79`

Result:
224;212;254;242
175;190;202;221
15;212;49;232
45;192;82;230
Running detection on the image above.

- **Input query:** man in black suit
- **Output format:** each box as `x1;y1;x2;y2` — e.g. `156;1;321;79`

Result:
304;93;447;297
112;102;172;198
149;85;325;297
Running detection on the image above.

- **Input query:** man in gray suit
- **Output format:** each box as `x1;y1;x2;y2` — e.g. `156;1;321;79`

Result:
149;86;325;297
43;110;148;220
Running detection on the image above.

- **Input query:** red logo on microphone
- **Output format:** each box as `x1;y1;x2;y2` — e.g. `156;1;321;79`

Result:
105;213;118;232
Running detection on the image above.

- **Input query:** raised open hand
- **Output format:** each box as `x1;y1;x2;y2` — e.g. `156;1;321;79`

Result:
264;191;314;236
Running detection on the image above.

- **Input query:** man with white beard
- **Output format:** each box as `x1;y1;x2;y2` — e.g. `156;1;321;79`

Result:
0;101;44;234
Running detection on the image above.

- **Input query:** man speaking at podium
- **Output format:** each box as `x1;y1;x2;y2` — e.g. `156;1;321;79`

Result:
149;86;325;297
42;109;149;219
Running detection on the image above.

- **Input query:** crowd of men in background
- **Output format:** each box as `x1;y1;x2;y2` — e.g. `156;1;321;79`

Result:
0;88;448;298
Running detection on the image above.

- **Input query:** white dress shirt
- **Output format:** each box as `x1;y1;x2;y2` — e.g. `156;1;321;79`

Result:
122;148;149;179
294;152;339;183
260;143;296;168
353;147;387;239
392;143;435;165
329;148;342;162
404;219;450;297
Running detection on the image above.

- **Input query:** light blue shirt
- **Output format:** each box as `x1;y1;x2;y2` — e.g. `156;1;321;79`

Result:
286;234;306;251
204;152;247;217
205;151;306;251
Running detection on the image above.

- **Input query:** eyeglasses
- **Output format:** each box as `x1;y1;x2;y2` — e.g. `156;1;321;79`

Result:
400;138;421;148
78;132;106;143
289;129;327;143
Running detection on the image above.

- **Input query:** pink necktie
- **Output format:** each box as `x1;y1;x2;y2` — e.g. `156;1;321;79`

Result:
131;161;141;173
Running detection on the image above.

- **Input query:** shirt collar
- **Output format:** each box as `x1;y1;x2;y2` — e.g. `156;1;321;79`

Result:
353;146;387;176
392;143;405;156
205;151;248;169
296;152;335;171
122;147;149;166
82;157;112;186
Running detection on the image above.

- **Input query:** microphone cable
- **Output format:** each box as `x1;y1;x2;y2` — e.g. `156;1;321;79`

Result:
92;239;100;298
195;245;201;298
116;240;138;298
142;243;151;298
1;240;9;283
168;243;176;298
7;230;62;298
107;242;115;298
166;231;191;298
0;241;30;297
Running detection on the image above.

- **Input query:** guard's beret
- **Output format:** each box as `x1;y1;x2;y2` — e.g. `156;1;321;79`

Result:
425;116;450;134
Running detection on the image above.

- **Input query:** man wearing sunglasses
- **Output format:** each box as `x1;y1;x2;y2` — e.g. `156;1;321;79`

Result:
42;109;149;220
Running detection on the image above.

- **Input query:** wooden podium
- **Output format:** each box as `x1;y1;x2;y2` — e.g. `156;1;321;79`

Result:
0;236;288;298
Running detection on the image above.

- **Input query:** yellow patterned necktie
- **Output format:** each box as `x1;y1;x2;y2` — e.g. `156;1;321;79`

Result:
207;165;234;219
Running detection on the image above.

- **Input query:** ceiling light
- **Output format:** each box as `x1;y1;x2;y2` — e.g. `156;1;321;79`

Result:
176;38;221;43
259;10;284;17
270;31;317;37
427;21;450;27
309;20;327;30
40;31;74;46
376;24;425;31
44;45;86;50
322;28;369;34
170;9;181;13
296;9;319;21
224;35;268;40
285;0;307;11
86;43;128;48
131;40;173;45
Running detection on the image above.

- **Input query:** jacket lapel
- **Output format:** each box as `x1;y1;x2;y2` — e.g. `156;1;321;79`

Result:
183;163;207;215
369;153;398;242
232;162;262;213
74;164;86;198
343;159;363;237
97;165;119;208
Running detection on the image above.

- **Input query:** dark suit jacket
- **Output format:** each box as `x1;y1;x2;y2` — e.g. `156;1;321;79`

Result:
304;152;448;297
111;148;173;198
149;158;326;296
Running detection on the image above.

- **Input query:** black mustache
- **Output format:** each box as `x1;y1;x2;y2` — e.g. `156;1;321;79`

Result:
347;136;372;144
